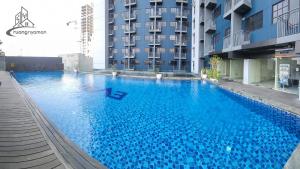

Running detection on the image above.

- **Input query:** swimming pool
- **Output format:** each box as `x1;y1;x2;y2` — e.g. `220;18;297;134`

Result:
15;72;300;169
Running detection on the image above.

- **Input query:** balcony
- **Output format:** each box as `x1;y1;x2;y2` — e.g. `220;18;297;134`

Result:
200;15;204;25
124;53;135;59
233;30;250;47
108;3;114;11
124;0;136;7
149;8;162;19
149;22;162;33
149;37;161;46
108;17;114;24
233;0;251;15
124;25;136;34
277;8;300;39
176;0;188;5
208;44;215;53
174;53;187;59
148;51;161;59
108;41;114;48
124;36;136;47
175;22;188;33
108;29;114;36
223;34;231;50
204;18;216;33
174;36;188;46
224;0;232;20
205;0;217;10
150;0;163;4
175;9;189;20
124;11;136;21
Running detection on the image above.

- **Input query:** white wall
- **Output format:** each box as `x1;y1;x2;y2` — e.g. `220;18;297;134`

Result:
92;0;106;69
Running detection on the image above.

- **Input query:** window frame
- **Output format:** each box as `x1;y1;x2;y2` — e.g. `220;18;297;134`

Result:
272;0;289;24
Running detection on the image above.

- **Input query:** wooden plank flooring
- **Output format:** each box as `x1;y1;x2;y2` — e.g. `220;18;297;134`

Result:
0;71;106;169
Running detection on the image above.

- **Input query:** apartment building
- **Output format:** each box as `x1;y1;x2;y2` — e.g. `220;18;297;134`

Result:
81;4;94;58
105;0;192;72
192;0;300;95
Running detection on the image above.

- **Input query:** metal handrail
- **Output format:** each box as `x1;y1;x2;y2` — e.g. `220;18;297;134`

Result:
277;8;300;38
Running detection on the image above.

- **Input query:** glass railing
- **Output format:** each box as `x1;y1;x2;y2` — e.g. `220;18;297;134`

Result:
124;11;136;20
233;30;250;46
224;0;232;13
124;0;136;6
149;8;162;18
223;34;231;49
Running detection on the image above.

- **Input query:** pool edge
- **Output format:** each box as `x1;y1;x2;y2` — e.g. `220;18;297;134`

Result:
10;72;107;169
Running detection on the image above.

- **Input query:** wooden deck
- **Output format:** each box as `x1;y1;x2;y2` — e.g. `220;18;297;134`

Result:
0;71;106;169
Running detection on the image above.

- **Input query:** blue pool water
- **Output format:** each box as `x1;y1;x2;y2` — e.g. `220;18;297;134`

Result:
15;72;300;169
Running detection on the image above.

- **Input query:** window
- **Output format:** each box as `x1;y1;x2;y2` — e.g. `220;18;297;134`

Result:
272;0;289;23
244;11;263;32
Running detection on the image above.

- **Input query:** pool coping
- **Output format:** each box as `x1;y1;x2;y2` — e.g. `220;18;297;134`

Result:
9;72;107;169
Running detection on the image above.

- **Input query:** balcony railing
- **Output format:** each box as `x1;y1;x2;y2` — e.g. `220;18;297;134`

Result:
109;3;115;10
108;17;114;24
108;41;114;47
149;37;161;45
148;51;161;59
175;22;188;33
124;25;136;34
124;37;136;46
224;0;232;15
150;0;163;4
233;30;250;47
175;36;188;46
204;18;216;33
174;53;187;59
149;8;162;19
277;8;300;38
124;11;136;21
124;0;136;7
223;34;231;49
176;0;188;4
108;29;114;36
175;9;189;19
149;22;162;32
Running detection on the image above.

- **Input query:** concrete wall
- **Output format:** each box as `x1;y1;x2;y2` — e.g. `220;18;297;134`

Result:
230;59;243;79
218;59;230;77
5;56;64;71
243;58;275;84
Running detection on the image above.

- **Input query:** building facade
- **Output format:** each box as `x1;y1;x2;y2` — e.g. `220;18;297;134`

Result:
192;0;300;95
81;4;94;58
105;0;192;72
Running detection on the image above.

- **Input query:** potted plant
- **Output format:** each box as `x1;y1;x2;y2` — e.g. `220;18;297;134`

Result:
201;68;208;79
155;67;162;80
208;55;221;82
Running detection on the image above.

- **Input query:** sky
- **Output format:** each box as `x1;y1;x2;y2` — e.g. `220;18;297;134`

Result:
0;0;104;58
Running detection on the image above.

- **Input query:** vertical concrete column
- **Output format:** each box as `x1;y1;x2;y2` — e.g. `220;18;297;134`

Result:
243;59;250;84
274;58;279;89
